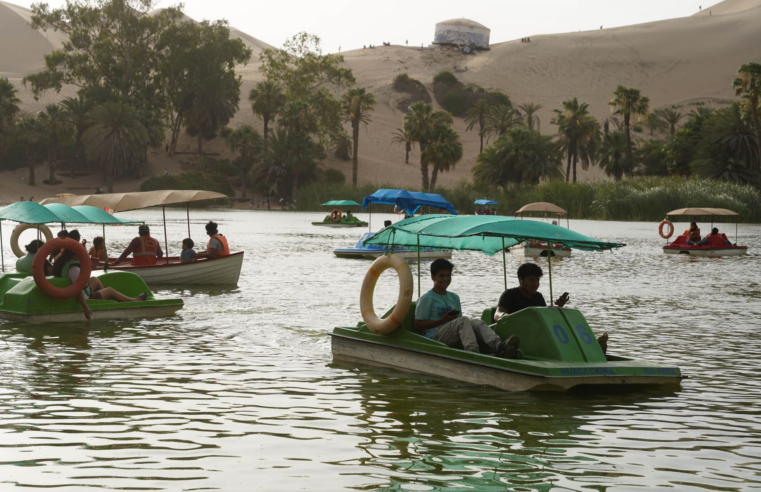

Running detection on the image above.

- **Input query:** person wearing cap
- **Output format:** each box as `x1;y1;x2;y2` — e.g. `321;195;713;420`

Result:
16;239;53;275
111;225;164;266
197;221;230;259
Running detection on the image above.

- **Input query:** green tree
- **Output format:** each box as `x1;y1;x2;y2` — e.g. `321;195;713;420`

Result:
656;108;685;137
472;126;562;187
38;104;71;183
341;87;376;186
82;102;149;192
517;102;543;131
0;77;21;149
424;126;463;191
259;33;355;145
636;140;669;176
391;127;414;164
255;127;325;200
60;94;94;176
552;97;600;183
733;62;761;172
184;74;240;155
464;98;490;154
665;113;710;177
645;112;667;136
15;116;45;186
220;125;262;198
403;101;453;190
278;101;318;135
598;130;629;181
688;106;714;120
609;85;649;170
484;104;521;141
249;79;286;150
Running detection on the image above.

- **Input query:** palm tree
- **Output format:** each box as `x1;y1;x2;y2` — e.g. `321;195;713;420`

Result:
464;98;490;154
484;104;521;141
609;85;649;170
733;62;761;172
391;127;414;164
598;130;629;181
186;79;239;155
657;108;685;137
424;126;463;191
82;103;149;193
257;127;324;200
278;101;318;135
518;102;543;131
60;95;94;176
341;87;376;186
645;113;667;136
688;106;714;120
0;77;20;132
472;127;562;187
249;80;285;150
15;116;44;186
403;101;453;190
552;97;600;183
38;104;71;183
692;103;759;182
221;125;262;198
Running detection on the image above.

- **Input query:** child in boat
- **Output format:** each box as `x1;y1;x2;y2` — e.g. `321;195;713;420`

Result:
414;259;520;358
89;237;106;262
494;263;608;354
181;238;196;263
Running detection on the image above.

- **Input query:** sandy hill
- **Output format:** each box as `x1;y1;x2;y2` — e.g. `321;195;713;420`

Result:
2;0;761;199
0;1;66;77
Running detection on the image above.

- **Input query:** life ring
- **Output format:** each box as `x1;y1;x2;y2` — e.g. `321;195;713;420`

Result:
330;209;342;223
11;223;53;258
360;254;414;335
394;205;406;215
32;238;91;300
659;220;674;239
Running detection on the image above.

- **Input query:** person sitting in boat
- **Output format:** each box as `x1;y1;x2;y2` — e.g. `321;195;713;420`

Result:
111;225;163;266
49;229;69;263
54;231;148;320
494;263;608;354
697;227;731;246
89;236;106;263
197;221;230;259
414;259;520;358
181;238;197;263
16;239;53;275
685;222;701;245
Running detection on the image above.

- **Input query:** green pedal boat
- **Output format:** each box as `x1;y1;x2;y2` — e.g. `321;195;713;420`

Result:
330;215;683;392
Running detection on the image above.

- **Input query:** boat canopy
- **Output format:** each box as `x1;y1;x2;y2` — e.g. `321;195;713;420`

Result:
40;190;227;212
365;214;623;255
320;200;361;207
474;199;498;206
666;207;739;216
362;189;457;216
0;202;142;225
515;202;568;216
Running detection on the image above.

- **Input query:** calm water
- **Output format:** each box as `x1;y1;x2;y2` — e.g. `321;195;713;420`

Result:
1;210;760;491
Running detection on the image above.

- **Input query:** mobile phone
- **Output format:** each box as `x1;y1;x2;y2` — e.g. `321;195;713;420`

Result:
447;310;461;316
561;292;569;299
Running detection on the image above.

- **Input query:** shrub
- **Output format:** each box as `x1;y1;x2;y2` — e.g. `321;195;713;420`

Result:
442;91;467;115
490;91;511;107
332;133;352;161
324;168;346;184
393;73;412;90
392;73;432;111
633;124;643;133
433;70;458;85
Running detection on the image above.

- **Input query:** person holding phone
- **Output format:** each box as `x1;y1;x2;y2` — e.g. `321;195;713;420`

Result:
414;259;520;358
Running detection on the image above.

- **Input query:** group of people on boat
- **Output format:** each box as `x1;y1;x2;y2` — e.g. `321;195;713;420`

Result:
475;208;498;216
683;222;732;246
414;259;609;359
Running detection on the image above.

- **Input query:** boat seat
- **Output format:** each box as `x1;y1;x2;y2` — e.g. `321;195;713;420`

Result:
482;307;496;324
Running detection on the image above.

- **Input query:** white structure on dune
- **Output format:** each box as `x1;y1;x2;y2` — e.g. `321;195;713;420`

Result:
433;18;490;51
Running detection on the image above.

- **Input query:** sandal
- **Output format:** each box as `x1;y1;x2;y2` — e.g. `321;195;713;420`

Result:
138;292;148;301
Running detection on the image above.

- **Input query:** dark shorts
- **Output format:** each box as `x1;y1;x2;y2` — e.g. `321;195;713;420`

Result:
89;290;103;300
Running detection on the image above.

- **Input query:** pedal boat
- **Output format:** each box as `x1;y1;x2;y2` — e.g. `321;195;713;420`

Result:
331;215;679;392
312;200;368;227
516;202;573;258
333;232;452;260
660;208;748;257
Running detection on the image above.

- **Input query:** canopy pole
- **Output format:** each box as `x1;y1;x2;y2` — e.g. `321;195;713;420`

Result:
0;221;4;272
547;242;554;306
162;205;169;264
186;202;191;239
502;238;507;290
735;219;738;244
103;224;108;272
369;209;372;232
417;235;421;298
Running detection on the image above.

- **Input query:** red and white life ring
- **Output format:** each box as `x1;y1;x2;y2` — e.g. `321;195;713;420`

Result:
659;220;674;239
32;238;91;300
330;209;342;223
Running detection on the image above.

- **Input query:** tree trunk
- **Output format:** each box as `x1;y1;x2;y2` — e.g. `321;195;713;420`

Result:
241;150;248;198
479;121;484;154
419;142;429;191
430;165;438;192
197;133;203;156
565;147;571;182
263;117;269;151
106;160;113;193
405;143;410;164
751;91;761;173
169;110;185;156
352;119;359;186
27;145;35;186
48;141;56;182
572;145;578;183
624;114;633;170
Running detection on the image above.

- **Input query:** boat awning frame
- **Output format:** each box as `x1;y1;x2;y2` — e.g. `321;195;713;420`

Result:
362;189;457;216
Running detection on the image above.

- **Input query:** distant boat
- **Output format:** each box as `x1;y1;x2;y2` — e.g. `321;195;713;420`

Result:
660;208;748;257
515;202;572;258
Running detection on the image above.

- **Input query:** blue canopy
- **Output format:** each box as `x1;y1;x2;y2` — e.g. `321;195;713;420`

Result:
362;189;457;216
474;199;498;206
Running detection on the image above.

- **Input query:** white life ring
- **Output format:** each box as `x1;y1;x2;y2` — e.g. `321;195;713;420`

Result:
360;254;414;335
10;223;53;258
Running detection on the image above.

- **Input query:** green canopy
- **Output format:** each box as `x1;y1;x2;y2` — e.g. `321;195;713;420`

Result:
365;215;624;255
71;206;143;225
0;202;142;225
320;200;361;207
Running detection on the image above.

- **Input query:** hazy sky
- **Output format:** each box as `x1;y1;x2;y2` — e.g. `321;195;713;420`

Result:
15;0;722;53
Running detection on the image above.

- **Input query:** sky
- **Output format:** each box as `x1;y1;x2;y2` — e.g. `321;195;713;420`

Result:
13;0;723;53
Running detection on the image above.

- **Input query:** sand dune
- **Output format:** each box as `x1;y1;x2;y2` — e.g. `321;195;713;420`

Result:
0;1;67;77
2;0;761;197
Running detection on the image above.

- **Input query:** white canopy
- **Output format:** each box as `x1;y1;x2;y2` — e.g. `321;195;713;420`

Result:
666;207;739;217
40;190;227;212
515;202;568;216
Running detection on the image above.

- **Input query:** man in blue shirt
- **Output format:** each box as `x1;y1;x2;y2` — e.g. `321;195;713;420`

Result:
414;259;519;358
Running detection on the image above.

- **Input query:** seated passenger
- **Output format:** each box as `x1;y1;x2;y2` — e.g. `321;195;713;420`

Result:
180;238;196;263
494;263;609;354
111;225;163;266
54;247;147;320
16;239;52;275
697;227;730;246
686;222;701;245
414;259;520;358
89;236;106;262
197;221;230;259
49;229;69;263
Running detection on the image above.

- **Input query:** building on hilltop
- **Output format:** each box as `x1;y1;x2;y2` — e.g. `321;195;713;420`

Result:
433;18;490;51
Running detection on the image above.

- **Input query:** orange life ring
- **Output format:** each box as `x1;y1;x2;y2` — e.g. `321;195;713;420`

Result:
32;238;91;300
659;220;674;239
394;205;406;215
330;209;342;223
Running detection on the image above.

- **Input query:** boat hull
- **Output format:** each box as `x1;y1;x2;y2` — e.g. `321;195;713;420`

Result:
524;246;572;258
663;246;747;257
331;334;681;392
0;304;182;324
312;222;368;228
333;249;452;260
102;252;244;285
